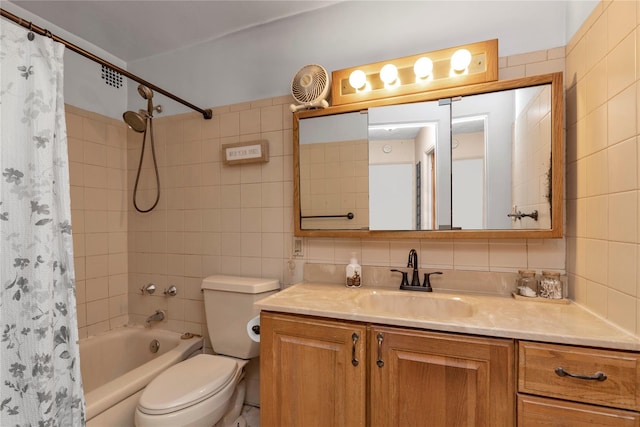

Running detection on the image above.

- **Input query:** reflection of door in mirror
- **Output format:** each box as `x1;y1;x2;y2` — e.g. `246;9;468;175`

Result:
511;85;552;230
452;116;486;229
298;112;369;230
453;91;514;230
368;101;450;231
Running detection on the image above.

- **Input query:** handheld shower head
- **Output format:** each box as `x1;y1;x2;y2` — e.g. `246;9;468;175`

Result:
138;84;153;100
123;110;147;133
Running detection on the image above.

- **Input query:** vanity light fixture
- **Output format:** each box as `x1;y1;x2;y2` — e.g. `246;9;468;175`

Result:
332;39;498;106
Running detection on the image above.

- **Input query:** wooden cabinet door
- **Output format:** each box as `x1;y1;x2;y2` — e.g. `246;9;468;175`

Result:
370;326;515;427
260;312;367;427
518;394;640;427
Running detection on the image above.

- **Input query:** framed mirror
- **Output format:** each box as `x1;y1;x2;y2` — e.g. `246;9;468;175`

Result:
293;72;563;239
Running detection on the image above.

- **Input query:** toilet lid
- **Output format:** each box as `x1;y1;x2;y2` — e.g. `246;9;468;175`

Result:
138;354;239;415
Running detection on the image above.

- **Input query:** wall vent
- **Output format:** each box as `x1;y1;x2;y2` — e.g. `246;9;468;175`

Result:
101;65;123;89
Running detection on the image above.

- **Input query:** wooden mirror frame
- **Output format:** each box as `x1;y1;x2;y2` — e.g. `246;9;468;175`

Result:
293;72;563;239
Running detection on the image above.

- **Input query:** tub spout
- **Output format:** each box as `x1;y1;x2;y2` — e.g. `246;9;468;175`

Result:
146;309;165;325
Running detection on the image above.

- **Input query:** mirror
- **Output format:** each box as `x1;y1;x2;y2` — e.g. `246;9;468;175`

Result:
294;73;563;239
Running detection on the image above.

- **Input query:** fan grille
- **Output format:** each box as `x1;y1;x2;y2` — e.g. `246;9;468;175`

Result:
292;65;328;103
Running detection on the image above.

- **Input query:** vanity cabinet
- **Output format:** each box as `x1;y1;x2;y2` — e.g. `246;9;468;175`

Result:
260;312;515;426
370;325;515;426
260;312;367;426
517;341;640;426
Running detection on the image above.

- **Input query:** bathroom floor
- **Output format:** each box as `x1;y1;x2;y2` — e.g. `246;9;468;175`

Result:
242;405;260;427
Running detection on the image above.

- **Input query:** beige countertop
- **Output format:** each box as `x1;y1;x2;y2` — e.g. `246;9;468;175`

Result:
256;282;640;351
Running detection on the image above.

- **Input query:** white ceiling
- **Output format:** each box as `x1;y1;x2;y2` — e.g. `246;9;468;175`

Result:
8;1;341;62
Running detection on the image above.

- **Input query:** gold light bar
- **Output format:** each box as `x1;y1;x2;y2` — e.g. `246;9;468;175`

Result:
331;39;498;106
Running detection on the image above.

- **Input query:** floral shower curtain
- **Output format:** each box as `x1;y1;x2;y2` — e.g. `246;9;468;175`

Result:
1;23;85;425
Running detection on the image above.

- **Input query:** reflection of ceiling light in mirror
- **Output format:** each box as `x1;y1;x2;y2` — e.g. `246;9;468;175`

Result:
452;139;460;149
380;64;398;85
413;57;433;79
382;144;392;153
451;49;472;72
349;69;367;90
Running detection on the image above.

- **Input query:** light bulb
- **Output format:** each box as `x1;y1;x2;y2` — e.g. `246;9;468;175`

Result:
380;64;398;85
451;49;472;72
348;70;367;90
413;57;433;79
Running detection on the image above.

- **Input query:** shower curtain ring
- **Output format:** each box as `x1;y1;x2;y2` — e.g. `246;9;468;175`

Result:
27;22;35;41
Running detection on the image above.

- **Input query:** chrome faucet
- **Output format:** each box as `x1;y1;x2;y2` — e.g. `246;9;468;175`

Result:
146;309;165;325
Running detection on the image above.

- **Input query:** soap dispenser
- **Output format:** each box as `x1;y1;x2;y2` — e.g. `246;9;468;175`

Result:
346;253;362;288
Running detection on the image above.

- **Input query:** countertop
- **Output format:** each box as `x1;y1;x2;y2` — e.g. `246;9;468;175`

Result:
255;282;640;351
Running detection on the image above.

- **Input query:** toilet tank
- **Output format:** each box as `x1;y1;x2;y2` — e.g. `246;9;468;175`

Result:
201;275;279;359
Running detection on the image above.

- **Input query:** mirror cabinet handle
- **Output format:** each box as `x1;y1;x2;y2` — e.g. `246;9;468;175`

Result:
376;332;384;368
351;333;359;366
555;367;607;381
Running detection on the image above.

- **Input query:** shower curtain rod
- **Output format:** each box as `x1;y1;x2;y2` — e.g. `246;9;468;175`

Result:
1;8;213;120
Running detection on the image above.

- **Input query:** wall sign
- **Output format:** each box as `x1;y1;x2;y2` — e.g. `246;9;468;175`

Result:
222;140;269;165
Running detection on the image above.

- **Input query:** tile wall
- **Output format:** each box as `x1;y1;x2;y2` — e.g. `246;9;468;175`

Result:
66;105;129;339
565;0;640;334
299;139;369;230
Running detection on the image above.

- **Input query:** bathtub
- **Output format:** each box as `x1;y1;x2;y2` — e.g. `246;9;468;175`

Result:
80;326;203;426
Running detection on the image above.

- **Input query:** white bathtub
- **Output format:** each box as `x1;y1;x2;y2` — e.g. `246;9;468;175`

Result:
80;326;203;426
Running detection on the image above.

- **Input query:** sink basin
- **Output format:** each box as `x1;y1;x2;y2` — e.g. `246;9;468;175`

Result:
354;291;475;319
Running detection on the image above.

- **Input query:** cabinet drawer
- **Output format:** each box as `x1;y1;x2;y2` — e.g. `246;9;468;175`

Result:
518;394;640;427
518;341;640;411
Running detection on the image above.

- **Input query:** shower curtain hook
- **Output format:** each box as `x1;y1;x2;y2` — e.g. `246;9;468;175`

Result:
27;21;34;41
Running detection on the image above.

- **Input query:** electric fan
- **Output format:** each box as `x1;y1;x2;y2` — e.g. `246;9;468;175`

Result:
289;64;330;112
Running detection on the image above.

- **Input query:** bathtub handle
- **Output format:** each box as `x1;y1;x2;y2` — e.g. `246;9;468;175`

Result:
140;283;156;295
164;285;178;296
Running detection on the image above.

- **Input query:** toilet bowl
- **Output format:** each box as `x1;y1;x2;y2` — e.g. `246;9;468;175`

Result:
134;275;279;427
135;354;246;427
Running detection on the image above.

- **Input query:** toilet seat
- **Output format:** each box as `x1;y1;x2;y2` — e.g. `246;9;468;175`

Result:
137;354;239;415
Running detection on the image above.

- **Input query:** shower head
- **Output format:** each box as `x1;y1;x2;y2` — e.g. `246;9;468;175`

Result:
123;110;147;133
138;84;153;100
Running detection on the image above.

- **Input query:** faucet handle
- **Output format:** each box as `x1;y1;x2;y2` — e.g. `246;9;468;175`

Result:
390;269;409;288
422;272;443;292
140;283;156;295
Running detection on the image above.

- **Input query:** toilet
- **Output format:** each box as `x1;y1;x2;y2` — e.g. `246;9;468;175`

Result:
134;275;279;427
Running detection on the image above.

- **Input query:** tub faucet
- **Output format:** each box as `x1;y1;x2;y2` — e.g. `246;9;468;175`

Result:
146;309;165;325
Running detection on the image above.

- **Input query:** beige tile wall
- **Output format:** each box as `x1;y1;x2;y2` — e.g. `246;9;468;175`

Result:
299;139;369;230
126;97;295;341
565;0;639;335
66;105;129;339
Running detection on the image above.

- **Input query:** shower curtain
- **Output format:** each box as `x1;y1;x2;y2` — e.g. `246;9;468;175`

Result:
1;23;85;426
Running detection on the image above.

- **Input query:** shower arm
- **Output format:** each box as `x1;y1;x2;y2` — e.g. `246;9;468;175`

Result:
1;8;213;120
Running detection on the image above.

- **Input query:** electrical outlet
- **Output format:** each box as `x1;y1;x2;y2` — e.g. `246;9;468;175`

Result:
293;237;303;257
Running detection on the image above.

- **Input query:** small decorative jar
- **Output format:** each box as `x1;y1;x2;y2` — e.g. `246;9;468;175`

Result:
539;271;563;299
516;270;538;297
